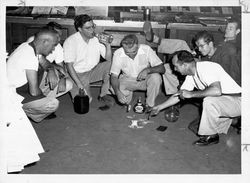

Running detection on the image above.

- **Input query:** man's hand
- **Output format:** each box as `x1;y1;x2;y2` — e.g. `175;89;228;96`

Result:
54;65;66;76
46;68;59;90
137;68;149;81
57;78;66;93
117;91;129;104
151;105;161;116
179;89;193;99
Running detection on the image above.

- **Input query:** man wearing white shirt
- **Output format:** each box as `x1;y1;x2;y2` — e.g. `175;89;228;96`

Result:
27;22;70;96
152;50;241;146
7;29;71;122
64;14;114;109
110;34;165;111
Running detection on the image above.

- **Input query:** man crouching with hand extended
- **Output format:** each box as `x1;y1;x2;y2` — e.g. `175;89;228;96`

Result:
151;50;241;146
110;34;165;112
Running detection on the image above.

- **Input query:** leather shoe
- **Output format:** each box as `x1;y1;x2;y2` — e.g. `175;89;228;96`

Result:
45;112;57;120
98;95;115;106
193;134;219;146
231;117;241;134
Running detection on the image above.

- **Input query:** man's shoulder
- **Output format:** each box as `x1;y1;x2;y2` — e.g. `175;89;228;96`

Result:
64;32;79;43
197;61;221;70
217;41;237;54
113;47;124;56
139;44;151;50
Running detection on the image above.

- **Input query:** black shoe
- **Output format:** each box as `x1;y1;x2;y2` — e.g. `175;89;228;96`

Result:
44;112;57;120
98;95;116;111
231;117;241;134
193;134;219;146
98;95;115;106
98;105;111;111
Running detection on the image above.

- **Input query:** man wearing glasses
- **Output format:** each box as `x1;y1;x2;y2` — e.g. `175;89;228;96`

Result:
63;14;114;109
194;30;240;86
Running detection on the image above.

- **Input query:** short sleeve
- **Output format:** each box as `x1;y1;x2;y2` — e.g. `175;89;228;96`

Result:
180;76;195;91
147;46;163;67
110;51;122;76
98;41;106;59
46;44;64;63
63;38;76;63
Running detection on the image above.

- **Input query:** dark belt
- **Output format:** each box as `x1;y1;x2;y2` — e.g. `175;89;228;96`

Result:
222;93;241;97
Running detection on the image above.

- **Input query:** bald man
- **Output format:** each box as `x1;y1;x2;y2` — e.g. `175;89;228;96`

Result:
7;29;72;122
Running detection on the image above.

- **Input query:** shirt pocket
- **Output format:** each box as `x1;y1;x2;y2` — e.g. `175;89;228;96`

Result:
138;55;149;68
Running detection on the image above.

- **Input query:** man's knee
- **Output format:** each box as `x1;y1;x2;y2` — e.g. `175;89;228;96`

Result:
203;97;218;111
66;78;73;92
46;98;59;113
147;73;162;85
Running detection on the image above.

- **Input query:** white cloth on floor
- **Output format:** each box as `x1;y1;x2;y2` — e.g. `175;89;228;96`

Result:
2;85;44;173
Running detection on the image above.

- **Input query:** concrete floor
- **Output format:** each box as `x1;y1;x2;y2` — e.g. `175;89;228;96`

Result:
21;87;241;174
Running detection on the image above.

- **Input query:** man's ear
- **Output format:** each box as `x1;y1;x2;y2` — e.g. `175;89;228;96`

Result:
208;41;214;48
236;29;240;35
77;27;82;33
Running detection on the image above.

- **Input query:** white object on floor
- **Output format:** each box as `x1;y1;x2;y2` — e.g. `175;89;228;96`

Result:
1;85;44;173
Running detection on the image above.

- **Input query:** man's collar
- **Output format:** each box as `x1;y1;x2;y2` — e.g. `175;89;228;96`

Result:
120;45;145;58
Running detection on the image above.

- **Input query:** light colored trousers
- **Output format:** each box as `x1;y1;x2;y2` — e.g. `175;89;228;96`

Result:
119;73;162;107
157;39;192;95
70;61;111;100
198;95;241;135
22;71;73;123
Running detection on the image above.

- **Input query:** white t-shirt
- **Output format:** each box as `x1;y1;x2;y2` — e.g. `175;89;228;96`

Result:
110;44;163;78
7;42;39;88
63;32;106;73
27;36;64;64
181;61;241;94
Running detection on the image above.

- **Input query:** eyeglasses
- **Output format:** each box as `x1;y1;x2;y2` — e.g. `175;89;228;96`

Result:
82;24;96;31
196;43;208;49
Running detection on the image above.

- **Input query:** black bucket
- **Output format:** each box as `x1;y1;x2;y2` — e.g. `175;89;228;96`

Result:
73;89;89;114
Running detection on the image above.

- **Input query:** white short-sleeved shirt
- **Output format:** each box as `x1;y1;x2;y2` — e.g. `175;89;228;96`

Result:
110;44;163;78
7;42;39;88
181;61;241;94
63;32;106;73
27;36;64;64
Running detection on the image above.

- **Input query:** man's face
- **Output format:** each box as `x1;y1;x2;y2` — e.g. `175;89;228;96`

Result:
42;35;59;56
195;38;213;56
78;20;96;39
172;55;187;75
123;44;139;60
224;22;240;40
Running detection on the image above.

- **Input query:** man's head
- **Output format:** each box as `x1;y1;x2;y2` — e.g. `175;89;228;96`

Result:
44;21;63;42
195;31;215;56
74;14;95;39
34;29;59;56
224;18;241;41
171;50;195;76
46;21;63;36
121;34;139;60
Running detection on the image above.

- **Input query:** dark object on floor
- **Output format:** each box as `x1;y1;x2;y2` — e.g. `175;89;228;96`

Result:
98;95;116;106
193;134;219;146
73;89;89;114
98;105;110;111
44;112;57;120
188;116;200;136
156;126;168;132
98;95;116;111
231;117;241;134
164;104;180;123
